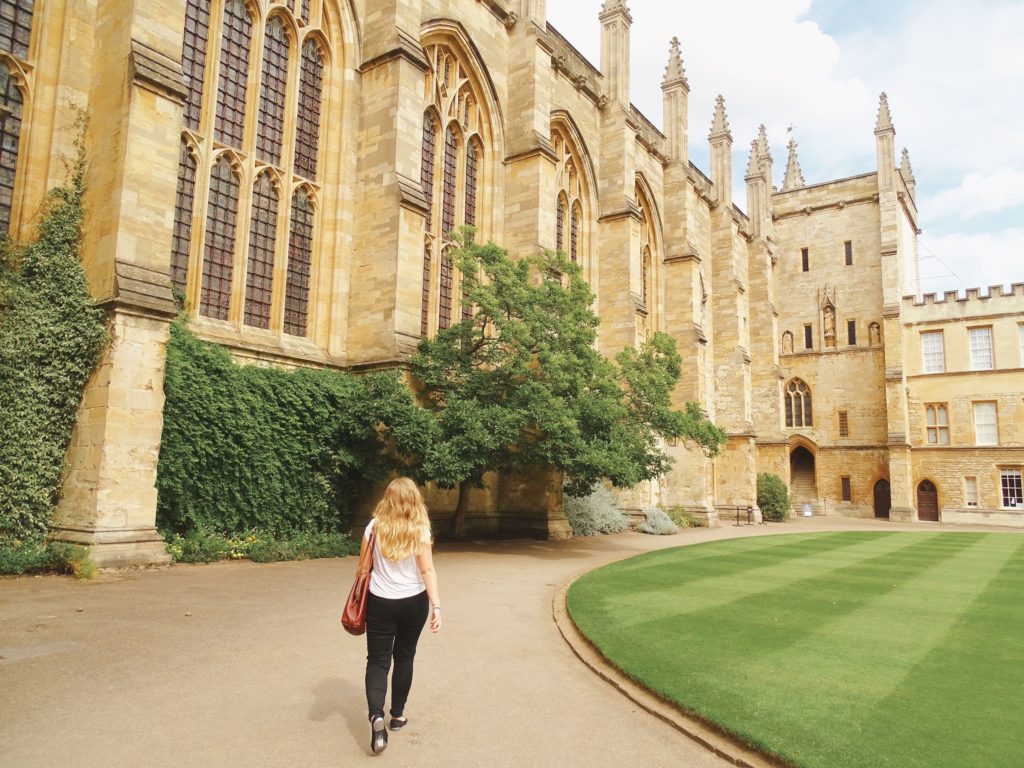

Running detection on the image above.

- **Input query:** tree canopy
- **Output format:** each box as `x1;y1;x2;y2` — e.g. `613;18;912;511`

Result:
411;234;726;534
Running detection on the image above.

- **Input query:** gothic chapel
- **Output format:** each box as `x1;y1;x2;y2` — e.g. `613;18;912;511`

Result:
2;0;1021;565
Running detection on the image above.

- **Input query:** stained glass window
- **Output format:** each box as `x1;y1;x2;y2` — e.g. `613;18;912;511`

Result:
294;39;323;180
182;0;210;130
0;0;33;59
0;66;23;234
420;114;436;223
438;250;452;330
570;203;580;263
170;139;198;292
441;127;457;237
214;0;252;148
284;190;314;336
256;17;289;166
420;240;431;337
244;172;278;329
200;156;241;320
464;141;479;226
555;195;565;252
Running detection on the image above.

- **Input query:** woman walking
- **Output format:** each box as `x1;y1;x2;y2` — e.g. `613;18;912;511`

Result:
360;477;442;755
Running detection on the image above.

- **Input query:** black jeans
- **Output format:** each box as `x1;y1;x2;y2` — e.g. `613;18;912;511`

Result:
364;590;429;720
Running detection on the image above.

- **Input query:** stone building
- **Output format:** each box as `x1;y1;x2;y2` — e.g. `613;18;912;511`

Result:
1;0;1020;565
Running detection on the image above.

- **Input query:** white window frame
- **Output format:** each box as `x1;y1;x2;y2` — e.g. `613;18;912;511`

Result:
973;402;998;446
925;403;949;445
964;476;978;508
969;326;994;370
1000;469;1022;509
921;331;945;373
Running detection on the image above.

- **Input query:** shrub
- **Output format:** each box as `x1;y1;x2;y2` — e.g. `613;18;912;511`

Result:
0;540;95;579
564;485;629;536
156;321;434;538
757;472;791;522
666;506;694;528
0;123;108;544
638;507;679;535
163;529;358;564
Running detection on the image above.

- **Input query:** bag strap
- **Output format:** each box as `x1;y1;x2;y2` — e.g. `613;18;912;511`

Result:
358;531;375;574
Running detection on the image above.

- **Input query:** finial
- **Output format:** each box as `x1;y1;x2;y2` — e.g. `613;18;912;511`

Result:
600;0;630;13
900;147;914;178
662;36;688;87
875;91;894;132
709;95;731;141
782;135;805;190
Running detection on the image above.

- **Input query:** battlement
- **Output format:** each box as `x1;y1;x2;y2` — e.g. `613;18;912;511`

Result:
903;283;1024;321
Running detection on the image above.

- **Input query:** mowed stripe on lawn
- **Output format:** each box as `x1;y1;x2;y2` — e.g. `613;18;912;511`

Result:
568;532;1023;768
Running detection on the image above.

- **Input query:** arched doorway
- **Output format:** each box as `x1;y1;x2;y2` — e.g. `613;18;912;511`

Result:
917;480;939;521
873;480;891;519
790;446;816;512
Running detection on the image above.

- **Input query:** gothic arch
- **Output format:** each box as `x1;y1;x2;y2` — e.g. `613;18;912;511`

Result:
784;377;813;428
420;20;505;158
550;110;599;208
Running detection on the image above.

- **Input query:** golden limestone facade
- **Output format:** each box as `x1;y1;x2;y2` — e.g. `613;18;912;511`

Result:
2;0;1020;564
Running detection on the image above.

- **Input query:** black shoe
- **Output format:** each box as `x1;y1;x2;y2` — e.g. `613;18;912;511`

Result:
389;716;408;731
370;715;388;754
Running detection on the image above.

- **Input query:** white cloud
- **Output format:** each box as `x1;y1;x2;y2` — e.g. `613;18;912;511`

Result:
918;228;1024;294
546;0;1024;290
921;169;1024;222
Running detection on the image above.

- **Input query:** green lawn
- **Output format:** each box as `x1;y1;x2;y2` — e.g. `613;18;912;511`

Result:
568;532;1024;768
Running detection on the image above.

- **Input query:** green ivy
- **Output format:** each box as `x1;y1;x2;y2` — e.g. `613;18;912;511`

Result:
156;321;434;537
0;125;108;545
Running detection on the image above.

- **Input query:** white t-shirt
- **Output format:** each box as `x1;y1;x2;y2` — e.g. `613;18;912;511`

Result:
364;518;431;600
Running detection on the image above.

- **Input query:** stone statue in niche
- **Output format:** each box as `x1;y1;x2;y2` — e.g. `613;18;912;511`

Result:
782;331;793;354
869;321;881;346
823;304;836;348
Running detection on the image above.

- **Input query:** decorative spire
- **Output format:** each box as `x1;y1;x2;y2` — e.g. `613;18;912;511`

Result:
662;36;687;87
900;147;914;179
709;95;731;141
782;134;805;190
875;91;894;133
745;139;759;177
756;124;772;165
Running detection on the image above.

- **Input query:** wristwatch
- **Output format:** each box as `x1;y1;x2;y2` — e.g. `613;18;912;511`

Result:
431;605;441;612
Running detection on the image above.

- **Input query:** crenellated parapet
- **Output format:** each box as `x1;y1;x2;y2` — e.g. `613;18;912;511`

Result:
903;282;1024;321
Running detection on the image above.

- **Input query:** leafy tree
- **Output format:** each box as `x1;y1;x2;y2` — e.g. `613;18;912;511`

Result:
411;233;726;536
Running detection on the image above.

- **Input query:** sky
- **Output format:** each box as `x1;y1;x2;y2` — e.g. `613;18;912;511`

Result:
546;0;1024;296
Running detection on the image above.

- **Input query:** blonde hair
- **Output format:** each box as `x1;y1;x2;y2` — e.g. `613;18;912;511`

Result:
372;477;432;561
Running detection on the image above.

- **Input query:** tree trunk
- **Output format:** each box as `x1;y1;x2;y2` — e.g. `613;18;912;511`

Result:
449;478;473;537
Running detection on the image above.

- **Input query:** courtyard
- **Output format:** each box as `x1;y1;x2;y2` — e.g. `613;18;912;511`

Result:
3;517;1018;767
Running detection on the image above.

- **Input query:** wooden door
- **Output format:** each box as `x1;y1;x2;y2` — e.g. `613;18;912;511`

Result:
873;480;891;519
917;480;939;521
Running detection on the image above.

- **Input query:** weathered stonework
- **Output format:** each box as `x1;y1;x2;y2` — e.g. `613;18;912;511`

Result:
4;1;1021;565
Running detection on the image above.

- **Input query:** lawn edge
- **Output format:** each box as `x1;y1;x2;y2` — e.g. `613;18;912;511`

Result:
553;566;792;768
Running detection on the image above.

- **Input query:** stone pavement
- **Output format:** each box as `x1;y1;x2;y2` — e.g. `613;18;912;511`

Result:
2;516;1017;768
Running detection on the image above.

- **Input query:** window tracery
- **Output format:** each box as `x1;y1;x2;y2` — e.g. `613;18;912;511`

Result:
0;0;34;235
173;1;331;340
551;126;587;267
418;43;488;336
785;378;813;428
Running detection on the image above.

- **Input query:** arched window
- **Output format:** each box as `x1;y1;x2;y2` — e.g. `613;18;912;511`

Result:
785;378;813;428
213;0;252;147
0;66;24;235
284;189;314;336
256;16;290;166
181;0;210;130
551;125;588;268
244;171;279;329
294;39;324;179
200;155;241;320
170;138;198;292
635;181;658;342
174;1;332;340
419;43;489;337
